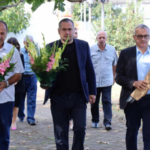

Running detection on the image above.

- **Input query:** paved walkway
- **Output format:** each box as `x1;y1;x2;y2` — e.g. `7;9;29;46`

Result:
9;83;143;150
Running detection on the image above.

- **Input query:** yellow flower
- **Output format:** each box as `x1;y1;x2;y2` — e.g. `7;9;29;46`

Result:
58;48;62;51
55;52;61;60
52;63;59;69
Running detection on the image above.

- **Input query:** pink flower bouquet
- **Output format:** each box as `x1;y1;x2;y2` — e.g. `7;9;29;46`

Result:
26;34;68;88
0;47;16;82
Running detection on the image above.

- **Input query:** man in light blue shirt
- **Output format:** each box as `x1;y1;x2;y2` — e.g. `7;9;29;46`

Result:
136;46;150;94
90;31;118;130
18;35;37;125
115;24;150;150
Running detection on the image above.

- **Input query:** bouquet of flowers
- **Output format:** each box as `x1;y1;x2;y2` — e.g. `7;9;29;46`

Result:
0;47;16;82
26;34;68;88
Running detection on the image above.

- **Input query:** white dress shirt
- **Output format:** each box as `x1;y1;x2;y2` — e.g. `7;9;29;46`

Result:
0;42;24;104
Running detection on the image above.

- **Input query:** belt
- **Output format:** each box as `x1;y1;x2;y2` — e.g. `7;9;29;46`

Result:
24;74;34;77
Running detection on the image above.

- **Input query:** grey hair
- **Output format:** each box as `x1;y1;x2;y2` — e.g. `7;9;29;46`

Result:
97;31;107;37
24;35;34;42
134;24;150;35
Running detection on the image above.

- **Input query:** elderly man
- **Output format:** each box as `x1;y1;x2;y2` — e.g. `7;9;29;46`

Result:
18;35;37;125
116;24;150;150
90;31;118;130
44;18;96;150
0;20;24;150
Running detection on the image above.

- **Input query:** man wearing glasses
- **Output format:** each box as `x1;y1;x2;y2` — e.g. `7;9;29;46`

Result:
116;24;150;150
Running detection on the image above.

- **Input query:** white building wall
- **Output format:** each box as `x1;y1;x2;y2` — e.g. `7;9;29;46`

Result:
7;2;60;48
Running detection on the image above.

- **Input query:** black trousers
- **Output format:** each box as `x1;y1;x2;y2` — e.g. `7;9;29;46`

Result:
51;92;86;150
124;96;150;150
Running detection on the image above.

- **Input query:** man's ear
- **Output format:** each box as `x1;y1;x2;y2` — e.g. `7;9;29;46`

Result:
58;28;60;35
133;35;135;41
96;37;98;41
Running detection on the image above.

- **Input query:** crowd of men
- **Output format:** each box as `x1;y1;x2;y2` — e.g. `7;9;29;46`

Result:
0;18;150;150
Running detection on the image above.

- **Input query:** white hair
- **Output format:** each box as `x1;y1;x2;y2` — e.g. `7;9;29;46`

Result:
24;35;34;42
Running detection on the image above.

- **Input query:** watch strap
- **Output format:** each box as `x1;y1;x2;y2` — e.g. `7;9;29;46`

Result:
5;80;9;88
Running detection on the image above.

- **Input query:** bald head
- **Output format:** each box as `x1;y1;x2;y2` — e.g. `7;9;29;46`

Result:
96;31;107;47
97;31;107;37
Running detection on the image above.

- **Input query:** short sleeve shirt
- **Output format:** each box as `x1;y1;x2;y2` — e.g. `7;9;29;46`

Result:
0;42;24;104
90;43;118;87
21;47;35;75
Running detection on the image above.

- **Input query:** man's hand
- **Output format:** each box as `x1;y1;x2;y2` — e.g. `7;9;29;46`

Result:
89;95;96;104
0;81;7;93
113;79;115;85
133;80;148;90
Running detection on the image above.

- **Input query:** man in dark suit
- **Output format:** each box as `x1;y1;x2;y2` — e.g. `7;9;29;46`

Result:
115;24;150;150
44;18;96;150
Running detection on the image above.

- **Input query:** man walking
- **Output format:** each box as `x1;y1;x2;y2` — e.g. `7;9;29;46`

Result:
74;28;78;39
44;18;96;150
0;20;24;150
18;35;37;125
69;27;78;130
90;31;118;130
116;24;150;150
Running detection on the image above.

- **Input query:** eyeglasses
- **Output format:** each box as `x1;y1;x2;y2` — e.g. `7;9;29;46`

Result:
135;35;150;39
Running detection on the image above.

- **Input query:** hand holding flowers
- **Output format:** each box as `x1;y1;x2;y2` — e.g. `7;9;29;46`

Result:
26;34;68;88
0;47;16;82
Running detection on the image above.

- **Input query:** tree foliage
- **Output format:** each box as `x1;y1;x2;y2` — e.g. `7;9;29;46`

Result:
0;3;31;33
92;2;143;51
72;3;121;22
0;0;65;12
72;2;143;51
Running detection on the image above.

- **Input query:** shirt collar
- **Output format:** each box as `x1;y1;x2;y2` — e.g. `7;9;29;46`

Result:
136;46;150;55
96;43;107;51
0;42;7;51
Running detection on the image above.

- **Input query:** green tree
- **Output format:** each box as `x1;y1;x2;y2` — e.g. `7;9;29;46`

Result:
0;0;65;12
93;2;143;51
0;3;31;33
72;3;121;22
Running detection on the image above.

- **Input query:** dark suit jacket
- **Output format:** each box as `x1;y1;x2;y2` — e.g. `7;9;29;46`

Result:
43;39;97;104
115;46;138;109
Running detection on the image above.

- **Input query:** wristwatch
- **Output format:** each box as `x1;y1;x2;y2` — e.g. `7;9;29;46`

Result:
5;80;9;88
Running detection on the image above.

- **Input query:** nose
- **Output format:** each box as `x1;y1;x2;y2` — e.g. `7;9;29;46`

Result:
66;30;70;34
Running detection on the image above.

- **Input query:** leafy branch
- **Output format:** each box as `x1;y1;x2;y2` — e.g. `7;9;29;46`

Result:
0;0;25;12
0;0;67;12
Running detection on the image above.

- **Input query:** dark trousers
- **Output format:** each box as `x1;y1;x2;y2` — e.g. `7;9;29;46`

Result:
51;92;86;150
0;102;14;150
18;74;37;122
124;96;150;150
91;86;112;126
